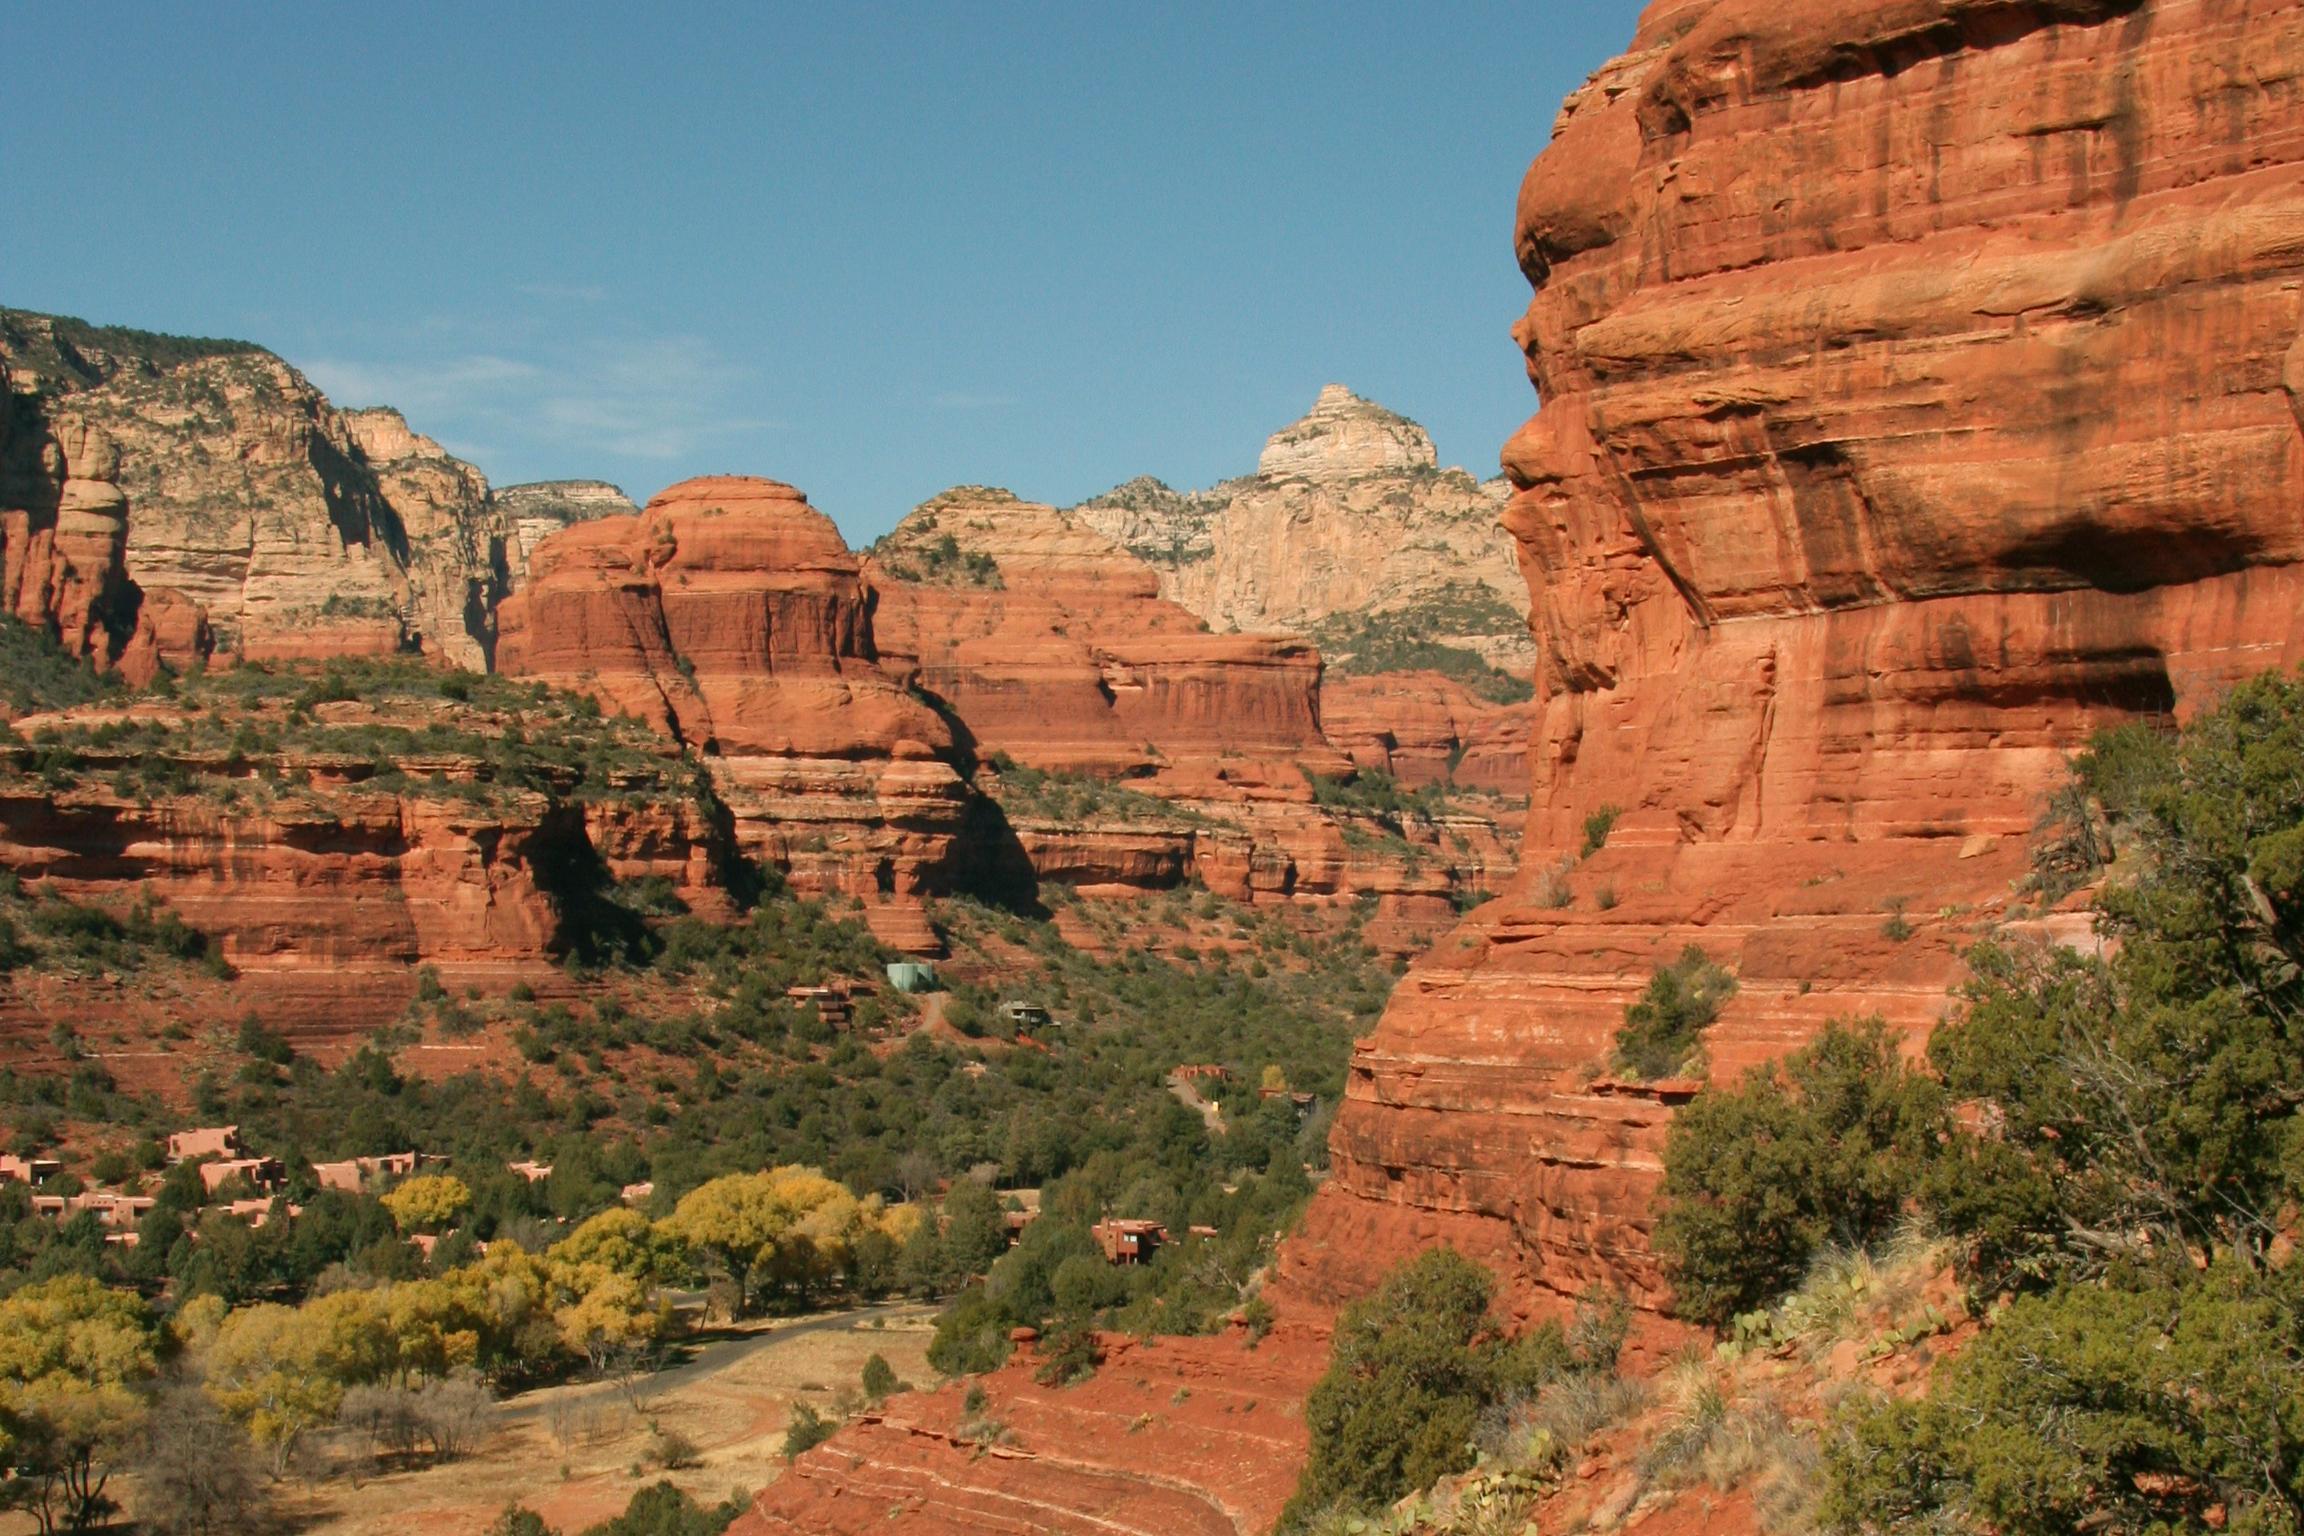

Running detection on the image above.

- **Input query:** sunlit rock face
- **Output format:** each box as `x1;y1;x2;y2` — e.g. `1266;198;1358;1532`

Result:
0;309;510;671
1281;0;2304;1317
495;475;968;944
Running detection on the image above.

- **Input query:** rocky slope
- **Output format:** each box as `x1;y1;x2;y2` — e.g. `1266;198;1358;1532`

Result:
735;1321;1330;1536
1285;0;2304;1316
1073;386;1531;678
496;478;639;578
745;3;2304;1530
0;309;510;668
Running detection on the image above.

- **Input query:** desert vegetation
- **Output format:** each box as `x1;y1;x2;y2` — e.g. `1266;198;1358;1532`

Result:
1279;670;2304;1535
0;630;1401;1529
1308;587;1533;705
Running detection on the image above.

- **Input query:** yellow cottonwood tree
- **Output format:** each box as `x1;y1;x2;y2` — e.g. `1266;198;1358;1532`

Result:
662;1167;917;1314
549;1207;687;1287
203;1289;392;1473
660;1171;795;1317
0;1276;158;1533
380;1174;472;1234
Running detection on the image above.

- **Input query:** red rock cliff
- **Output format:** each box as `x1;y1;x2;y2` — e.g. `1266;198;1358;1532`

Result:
496;476;966;945
866;488;1344;779
1283;0;2304;1315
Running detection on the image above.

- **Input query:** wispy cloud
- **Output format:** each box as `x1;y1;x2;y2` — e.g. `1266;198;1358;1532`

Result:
933;389;1019;412
303;325;778;469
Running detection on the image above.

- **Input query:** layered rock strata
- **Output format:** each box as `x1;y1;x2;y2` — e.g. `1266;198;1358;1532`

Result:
867;489;1517;941
0;309;508;667
0;702;719;1039
753;5;2304;1530
493;476;968;945
737;1320;1328;1536
1286;0;2304;1315
868;488;1343;778
1073;386;1531;675
1321;671;1530;795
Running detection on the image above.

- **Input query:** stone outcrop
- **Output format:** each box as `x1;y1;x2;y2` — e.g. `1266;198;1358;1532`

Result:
496;479;639;581
0;309;508;667
866;489;1518;941
494;475;967;944
738;1319;1330;1536
1073;387;1530;676
1285;0;2304;1317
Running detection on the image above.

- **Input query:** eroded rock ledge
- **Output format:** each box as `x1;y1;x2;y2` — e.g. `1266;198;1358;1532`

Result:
1287;0;2304;1315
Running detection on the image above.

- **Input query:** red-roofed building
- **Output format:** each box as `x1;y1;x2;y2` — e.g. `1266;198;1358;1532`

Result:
1091;1218;1167;1266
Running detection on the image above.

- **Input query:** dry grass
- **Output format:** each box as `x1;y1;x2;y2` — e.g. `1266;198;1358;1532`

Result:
1630;1362;1823;1530
1751;1221;1951;1360
97;1304;939;1536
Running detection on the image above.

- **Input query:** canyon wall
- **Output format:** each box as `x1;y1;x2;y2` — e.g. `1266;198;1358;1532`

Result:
493;476;968;947
1282;0;2304;1316
760;4;2304;1525
868;488;1517;943
0;309;509;669
1074;385;1531;675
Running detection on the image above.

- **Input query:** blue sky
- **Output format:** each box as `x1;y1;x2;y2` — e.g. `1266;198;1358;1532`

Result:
3;4;1645;543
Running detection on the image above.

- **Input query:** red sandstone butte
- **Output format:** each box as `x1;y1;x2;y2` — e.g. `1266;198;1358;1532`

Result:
498;475;950;760
865;489;1348;782
1284;0;2304;1317
496;476;969;944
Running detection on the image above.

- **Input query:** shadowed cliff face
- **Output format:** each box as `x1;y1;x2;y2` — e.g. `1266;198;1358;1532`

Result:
0;309;509;671
1281;0;2304;1317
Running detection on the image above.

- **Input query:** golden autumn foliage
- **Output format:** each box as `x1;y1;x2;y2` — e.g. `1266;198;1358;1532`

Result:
379;1173;473;1234
659;1165;913;1316
0;1275;159;1529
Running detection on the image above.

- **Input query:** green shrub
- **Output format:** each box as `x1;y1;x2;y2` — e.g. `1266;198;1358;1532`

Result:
1284;1247;1511;1526
1611;945;1737;1079
1652;1018;1945;1326
859;1353;899;1402
1824;1262;2304;1536
0;615;122;716
925;1283;1012;1378
1032;1325;1101;1387
1824;670;2304;1534
1309;587;1535;706
1581;805;1620;857
576;1479;748;1536
781;1403;837;1462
